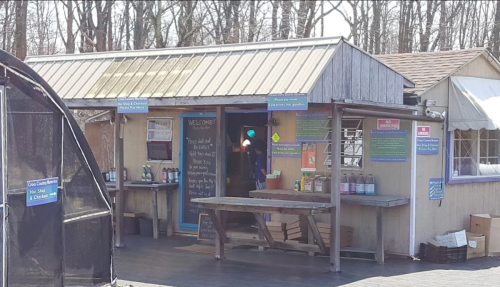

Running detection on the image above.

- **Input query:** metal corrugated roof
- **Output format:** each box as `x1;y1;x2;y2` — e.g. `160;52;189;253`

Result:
25;37;341;101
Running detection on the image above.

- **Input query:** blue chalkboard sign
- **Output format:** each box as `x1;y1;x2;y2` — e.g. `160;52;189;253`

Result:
27;177;59;207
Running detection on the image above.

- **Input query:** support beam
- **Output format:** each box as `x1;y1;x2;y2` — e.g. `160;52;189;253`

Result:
114;110;125;247
342;108;444;122
215;106;226;259
330;104;341;272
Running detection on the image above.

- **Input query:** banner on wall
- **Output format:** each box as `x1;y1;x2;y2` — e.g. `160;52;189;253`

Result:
370;130;408;162
301;143;317;172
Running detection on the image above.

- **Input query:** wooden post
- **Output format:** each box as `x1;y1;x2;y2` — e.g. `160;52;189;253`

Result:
215;106;226;259
330;104;341;272
376;206;384;264
114;111;125;248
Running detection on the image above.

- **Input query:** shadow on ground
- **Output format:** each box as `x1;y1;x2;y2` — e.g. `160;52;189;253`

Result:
115;235;500;287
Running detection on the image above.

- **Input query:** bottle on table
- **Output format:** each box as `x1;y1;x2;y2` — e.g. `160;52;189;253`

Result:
355;174;365;195
365;174;376;195
340;174;349;195
348;173;357;194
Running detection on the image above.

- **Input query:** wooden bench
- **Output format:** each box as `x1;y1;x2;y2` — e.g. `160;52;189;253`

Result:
249;189;410;264
191;197;333;257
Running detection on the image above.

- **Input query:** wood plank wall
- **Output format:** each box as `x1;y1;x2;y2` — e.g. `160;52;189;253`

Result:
309;42;405;105
270;108;412;255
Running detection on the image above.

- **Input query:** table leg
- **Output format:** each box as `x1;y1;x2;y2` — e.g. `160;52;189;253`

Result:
207;209;228;260
258;213;265;251
152;189;159;239
308;225;314;256
166;191;173;236
306;215;327;255
253;213;276;248
376;206;384;264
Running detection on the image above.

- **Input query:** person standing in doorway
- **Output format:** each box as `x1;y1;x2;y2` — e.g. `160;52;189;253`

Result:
254;140;267;190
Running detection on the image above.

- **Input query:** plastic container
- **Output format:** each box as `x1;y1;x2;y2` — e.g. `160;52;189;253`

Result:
348;173;356;194
355;174;365;195
266;177;281;190
365;174;375;195
420;243;467;263
138;218;154;237
340;174;349;195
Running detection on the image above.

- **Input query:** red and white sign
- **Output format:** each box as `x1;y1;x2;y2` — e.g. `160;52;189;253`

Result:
377;119;400;130
417;126;431;137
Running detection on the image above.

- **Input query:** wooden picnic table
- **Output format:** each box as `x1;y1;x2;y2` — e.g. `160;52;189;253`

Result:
249;189;410;264
106;181;178;239
191;197;333;257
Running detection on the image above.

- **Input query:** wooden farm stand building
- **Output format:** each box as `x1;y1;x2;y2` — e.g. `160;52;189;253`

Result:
25;37;474;270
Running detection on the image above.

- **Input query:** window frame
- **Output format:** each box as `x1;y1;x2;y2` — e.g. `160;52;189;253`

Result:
447;129;500;184
146;117;174;163
324;117;364;170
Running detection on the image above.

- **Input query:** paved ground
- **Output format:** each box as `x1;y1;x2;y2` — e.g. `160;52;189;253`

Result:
115;235;500;287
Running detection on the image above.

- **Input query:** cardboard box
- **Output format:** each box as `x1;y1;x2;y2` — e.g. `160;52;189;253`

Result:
266;222;286;232
470;214;500;256
435;230;467;248
304;178;315;192
466;232;485;259
313;176;330;193
287;218;307;230
322;225;353;248
288;231;306;240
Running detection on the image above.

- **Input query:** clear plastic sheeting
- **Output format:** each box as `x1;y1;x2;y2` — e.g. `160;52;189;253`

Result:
0;49;115;286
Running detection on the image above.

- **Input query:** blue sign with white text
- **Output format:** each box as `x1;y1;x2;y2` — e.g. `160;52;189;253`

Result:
268;94;308;111
27;177;59;207
417;138;439;155
117;98;149;113
429;178;444;200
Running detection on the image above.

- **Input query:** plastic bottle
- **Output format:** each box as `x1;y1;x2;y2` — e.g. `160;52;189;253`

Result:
146;165;153;181
168;168;175;183
123;168;127;181
365;174;375;195
340;174;349;195
162;168;167;183
300;172;305;192
141;165;147;181
355;174;365;195
174;168;179;183
110;168;115;182
348;173;356;194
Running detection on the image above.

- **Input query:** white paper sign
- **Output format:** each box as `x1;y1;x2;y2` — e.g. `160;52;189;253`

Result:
469;240;477;248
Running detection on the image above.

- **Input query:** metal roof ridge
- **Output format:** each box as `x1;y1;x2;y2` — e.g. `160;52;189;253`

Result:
25;36;342;63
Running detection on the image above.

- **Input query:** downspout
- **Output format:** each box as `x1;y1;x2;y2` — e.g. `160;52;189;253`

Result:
409;111;417;256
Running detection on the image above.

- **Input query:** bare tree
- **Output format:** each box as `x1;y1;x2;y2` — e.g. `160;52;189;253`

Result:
14;0;28;59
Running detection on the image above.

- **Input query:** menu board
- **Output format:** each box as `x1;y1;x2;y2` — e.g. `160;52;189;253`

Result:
183;116;217;225
197;213;216;240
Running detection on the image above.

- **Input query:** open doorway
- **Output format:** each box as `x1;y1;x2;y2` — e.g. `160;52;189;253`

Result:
225;111;268;233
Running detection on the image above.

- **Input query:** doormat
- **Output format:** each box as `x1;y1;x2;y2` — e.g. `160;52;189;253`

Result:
174;244;216;254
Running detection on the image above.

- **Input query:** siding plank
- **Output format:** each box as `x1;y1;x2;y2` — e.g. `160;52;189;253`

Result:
332;49;343;100
395;75;404;104
351;48;361;100
369;58;379;102
310;76;323;103
360;53;371;101
322;60;334;103
378;66;387;103
342;43;352;99
386;70;396;103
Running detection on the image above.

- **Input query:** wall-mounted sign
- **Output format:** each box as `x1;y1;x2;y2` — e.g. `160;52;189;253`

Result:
429;178;444;200
271;142;301;158
27;177;59;207
301;143;317;172
417;126;431;137
117;98;149;113
370;130;407;162
377;119;400;130
296;112;329;142
268;94;308;111
271;132;281;143
417;138;439;155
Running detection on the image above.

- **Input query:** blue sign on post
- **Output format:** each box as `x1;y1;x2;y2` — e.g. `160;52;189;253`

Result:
268;94;308;111
429;178;444;200
27;177;59;207
417;138;439;155
117;98;149;113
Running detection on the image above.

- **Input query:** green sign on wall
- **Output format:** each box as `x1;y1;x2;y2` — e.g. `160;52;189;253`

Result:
296;112;329;142
370;130;407;162
271;142;301;158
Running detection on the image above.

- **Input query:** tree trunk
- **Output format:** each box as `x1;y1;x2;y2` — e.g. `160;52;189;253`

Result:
248;0;256;42
271;0;279;40
14;0;28;60
232;0;240;43
125;0;130;50
372;0;381;54
133;1;145;49
297;0;308;38
303;1;316;38
66;0;75;53
438;0;447;50
280;0;292;40
107;2;113;51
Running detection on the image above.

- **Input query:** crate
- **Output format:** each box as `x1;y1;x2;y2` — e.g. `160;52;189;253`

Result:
420;243;467;264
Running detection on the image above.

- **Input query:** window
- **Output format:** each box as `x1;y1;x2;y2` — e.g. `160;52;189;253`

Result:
324;118;364;169
147;118;173;161
451;129;500;178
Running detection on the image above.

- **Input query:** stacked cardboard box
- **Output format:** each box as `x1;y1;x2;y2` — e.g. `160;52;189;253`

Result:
286;218;308;242
266;222;286;242
317;223;353;248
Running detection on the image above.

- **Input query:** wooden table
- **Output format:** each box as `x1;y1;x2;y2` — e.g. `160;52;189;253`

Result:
249;189;410;264
106;181;178;239
191;197;333;258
